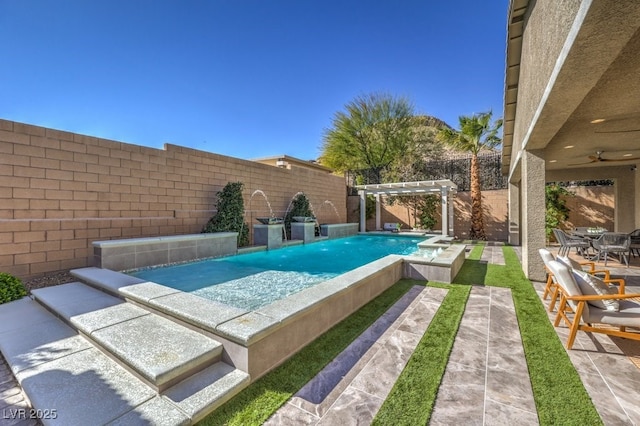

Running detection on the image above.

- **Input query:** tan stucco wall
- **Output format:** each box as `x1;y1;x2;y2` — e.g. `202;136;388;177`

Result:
511;0;582;157
547;165;635;232
0;119;346;278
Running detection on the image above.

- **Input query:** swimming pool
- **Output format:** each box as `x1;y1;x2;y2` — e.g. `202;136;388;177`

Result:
129;235;433;310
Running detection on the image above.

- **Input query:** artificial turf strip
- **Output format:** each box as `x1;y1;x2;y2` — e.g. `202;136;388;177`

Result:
199;279;419;426
372;282;470;426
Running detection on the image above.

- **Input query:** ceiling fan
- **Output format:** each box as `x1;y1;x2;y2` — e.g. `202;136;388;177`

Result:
569;150;640;166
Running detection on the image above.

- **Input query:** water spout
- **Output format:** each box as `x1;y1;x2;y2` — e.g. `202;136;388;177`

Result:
250;190;275;217
319;200;341;222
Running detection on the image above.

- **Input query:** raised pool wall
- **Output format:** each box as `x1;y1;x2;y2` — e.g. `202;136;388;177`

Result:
320;223;359;238
78;234;464;381
0;118;346;278
92;233;239;270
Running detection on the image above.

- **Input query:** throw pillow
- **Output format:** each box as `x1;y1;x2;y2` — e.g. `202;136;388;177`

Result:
572;270;619;311
557;255;582;271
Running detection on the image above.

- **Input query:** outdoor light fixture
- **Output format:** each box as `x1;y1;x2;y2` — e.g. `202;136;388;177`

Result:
590;118;606;124
564;145;574;149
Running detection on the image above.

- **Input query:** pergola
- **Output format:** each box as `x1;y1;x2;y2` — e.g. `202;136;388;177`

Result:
354;180;458;236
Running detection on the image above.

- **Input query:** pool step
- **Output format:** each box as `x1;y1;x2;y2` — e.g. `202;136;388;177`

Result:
31;282;223;391
0;297;249;425
70;267;250;336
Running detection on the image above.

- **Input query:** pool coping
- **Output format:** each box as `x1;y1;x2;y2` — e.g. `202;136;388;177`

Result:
71;234;465;381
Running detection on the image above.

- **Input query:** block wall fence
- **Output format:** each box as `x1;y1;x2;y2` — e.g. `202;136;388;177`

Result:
0;119;346;278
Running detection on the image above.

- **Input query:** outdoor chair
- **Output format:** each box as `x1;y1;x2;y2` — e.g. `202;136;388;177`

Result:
552;228;590;257
592;232;631;267
539;248;617;312
546;260;640;350
629;229;640;258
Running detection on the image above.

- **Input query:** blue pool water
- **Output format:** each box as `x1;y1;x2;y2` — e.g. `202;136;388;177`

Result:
129;235;429;310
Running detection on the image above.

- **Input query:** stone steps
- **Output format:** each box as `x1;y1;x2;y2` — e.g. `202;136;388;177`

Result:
70;267;250;338
32;282;223;392
0;284;250;424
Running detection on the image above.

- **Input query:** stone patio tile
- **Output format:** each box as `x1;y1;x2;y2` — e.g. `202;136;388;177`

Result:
429;384;485;426
440;360;485;385
0;318;91;375
16;348;156;426
484;398;538;425
91;315;222;387
576;370;635;426
264;402;318;426
485;368;537;413
290;344;380;418
0;298;55;335
315;386;383;426
147;292;247;332
107;396;190;426
349;330;421;400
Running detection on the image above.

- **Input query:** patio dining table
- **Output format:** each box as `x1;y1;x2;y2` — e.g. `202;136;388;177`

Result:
570;228;608;238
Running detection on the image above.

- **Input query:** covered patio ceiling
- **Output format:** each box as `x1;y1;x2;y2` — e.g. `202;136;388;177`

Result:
504;1;640;177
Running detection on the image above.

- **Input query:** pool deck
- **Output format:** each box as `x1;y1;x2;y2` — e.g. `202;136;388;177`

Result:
3;245;640;424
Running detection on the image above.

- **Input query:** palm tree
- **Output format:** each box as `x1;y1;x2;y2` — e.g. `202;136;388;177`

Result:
437;111;502;240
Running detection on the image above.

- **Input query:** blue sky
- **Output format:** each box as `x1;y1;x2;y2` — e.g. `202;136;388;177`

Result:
1;1;508;161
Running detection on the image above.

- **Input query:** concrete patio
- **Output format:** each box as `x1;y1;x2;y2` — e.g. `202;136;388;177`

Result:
2;245;640;424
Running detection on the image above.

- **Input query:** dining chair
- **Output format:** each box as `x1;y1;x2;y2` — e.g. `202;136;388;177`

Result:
552;228;590;257
592;232;631;267
629;229;640;258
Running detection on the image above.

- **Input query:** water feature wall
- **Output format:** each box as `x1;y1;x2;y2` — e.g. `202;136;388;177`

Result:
0;119;347;277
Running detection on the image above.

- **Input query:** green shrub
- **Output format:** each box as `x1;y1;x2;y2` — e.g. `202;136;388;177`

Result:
284;193;314;239
203;182;250;247
0;272;27;304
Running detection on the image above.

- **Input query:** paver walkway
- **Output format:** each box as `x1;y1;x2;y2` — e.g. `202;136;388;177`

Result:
430;286;537;425
0;355;38;426
265;285;448;425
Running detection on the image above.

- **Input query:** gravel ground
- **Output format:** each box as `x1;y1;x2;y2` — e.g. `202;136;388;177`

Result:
22;270;76;292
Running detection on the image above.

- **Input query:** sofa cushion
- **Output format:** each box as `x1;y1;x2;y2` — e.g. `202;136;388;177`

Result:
572;270;619;312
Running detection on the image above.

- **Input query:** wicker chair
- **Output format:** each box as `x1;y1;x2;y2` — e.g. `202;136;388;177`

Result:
629;229;640;258
552;228;590;257
592;232;631;267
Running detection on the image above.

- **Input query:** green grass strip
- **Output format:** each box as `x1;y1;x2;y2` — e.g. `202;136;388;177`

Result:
372;282;470;425
199;279;420;426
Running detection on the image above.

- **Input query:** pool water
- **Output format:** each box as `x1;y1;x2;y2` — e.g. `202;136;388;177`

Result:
129;235;430;310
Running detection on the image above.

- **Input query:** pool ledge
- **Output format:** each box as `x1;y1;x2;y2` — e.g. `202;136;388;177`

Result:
69;243;465;381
